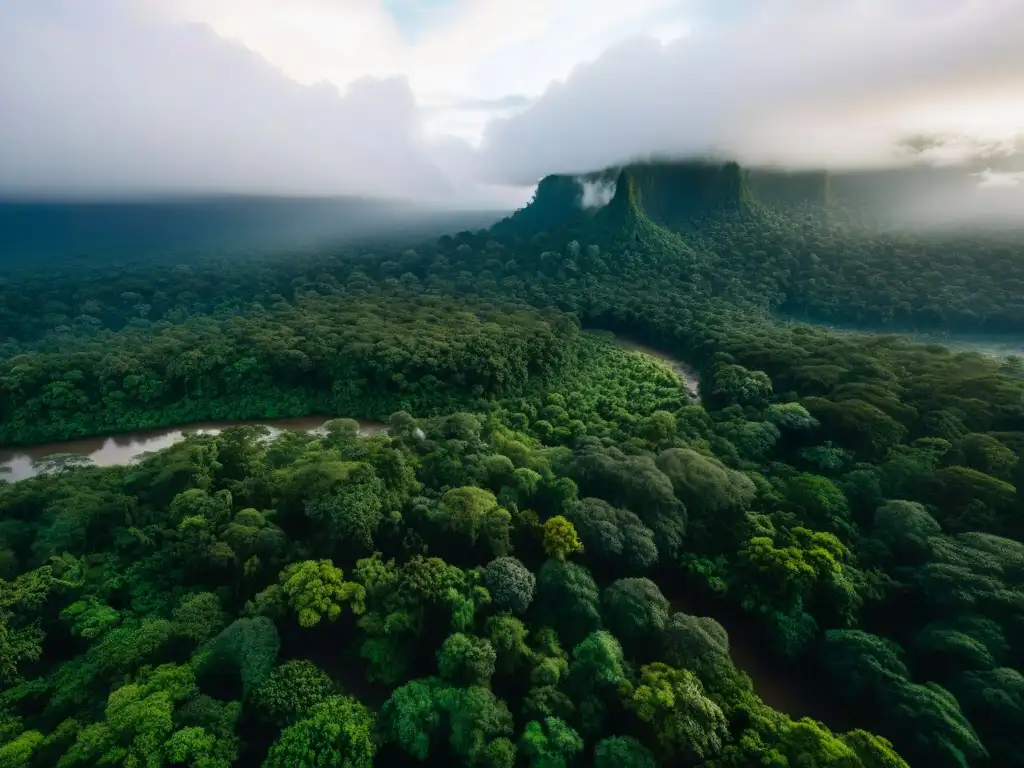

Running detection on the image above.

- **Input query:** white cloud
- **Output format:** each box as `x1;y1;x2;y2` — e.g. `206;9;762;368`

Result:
0;1;456;200
2;0;1023;201
976;169;1024;189
475;0;1024;184
147;0;692;139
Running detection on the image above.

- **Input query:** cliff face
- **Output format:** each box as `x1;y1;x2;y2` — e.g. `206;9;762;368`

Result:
626;161;754;226
489;158;989;241
489;174;589;237
491;160;761;240
748;169;832;207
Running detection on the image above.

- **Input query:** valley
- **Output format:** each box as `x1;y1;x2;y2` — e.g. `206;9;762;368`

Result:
1;159;1022;768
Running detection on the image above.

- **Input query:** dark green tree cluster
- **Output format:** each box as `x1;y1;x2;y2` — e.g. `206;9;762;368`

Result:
0;294;578;444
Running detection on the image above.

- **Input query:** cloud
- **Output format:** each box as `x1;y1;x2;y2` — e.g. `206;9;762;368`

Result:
429;95;537;113
577;178;617;209
4;0;1024;202
475;0;1024;184
976;169;1024;189
150;0;690;137
0;0;457;200
0;0;690;200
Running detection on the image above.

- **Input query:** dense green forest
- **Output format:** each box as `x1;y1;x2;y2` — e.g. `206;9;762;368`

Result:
2;160;1024;767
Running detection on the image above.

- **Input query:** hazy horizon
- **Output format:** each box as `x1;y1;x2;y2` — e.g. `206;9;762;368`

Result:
0;196;508;268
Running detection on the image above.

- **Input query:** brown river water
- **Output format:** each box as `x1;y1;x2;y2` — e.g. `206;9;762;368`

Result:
0;417;386;482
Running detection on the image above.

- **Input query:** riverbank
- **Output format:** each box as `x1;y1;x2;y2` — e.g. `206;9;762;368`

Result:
0;416;386;482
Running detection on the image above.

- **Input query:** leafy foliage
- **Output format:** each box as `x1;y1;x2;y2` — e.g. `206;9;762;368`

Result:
263;695;375;768
7;163;1023;766
481;557;536;615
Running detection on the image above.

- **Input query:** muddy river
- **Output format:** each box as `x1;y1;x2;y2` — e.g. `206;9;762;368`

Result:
0;417;386;482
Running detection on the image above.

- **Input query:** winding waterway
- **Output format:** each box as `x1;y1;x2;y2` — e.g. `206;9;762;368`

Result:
0;417;386;482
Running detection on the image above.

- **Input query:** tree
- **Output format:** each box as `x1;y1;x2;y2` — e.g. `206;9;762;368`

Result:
568;631;627;692
775;718;860;766
252;660;337;726
197;617;280;699
622;662;727;763
767;402;819;432
882;680;986;767
820;629;909;706
563;498;658;573
841;729;912;768
522;686;575;723
437;633;497;686
0;728;44;768
61;597;121;640
737;520;859;628
954;667;1024;768
482;557;536;615
304;471;384;554
58;663;197;768
535;560;602;646
803;397;908;459
263;695;375;768
486;614;532;675
431;486;513;557
655;448;756;518
0;567;58;685
914;618;1004;672
784;473;853;539
949;433;1017;480
163;727;220;766
519;718;583;768
172;592;226;644
50;618;178;713
541;516;582;561
871;500;941;563
708;363;773;410
640;410;677;443
169;488;233;527
219;508;286;563
928;466;1016;534
564;447;687;560
379;678;448;761
593;736;658;768
442;686;515;765
279;559;366;628
567;631;627;737
601;578;670;650
663;612;729;672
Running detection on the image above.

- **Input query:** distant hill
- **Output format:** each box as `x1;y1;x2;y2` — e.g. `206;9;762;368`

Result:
490;158;1018;242
492;160;756;239
484;158;1024;336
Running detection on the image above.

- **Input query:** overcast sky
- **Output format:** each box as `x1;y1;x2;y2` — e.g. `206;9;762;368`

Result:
1;0;1023;204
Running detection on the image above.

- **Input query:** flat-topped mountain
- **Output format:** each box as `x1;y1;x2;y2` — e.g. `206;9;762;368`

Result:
491;158;1012;242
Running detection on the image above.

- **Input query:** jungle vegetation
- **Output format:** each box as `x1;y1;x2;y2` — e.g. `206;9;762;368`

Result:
1;159;1023;767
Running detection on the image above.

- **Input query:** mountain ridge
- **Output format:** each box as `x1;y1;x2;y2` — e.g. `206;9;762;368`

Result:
489;158;1004;243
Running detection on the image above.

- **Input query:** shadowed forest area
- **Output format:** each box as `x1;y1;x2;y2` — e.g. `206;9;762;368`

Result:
2;161;1024;767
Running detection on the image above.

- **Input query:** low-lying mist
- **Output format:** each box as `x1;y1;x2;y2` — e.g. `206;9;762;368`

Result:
0;196;508;269
576;177;617;209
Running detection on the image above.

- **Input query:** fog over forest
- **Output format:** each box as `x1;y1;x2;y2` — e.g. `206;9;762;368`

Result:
2;4;1024;768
